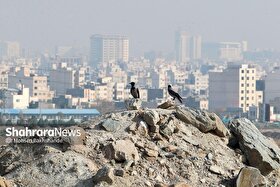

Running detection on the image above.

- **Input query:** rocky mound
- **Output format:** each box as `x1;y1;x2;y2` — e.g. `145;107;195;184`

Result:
0;104;280;187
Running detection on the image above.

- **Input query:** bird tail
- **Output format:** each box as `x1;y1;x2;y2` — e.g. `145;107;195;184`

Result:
178;97;183;104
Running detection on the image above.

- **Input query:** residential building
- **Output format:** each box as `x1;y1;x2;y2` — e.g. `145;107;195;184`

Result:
175;31;202;62
0;41;20;59
49;63;75;95
90;34;129;67
265;67;280;104
219;42;247;61
8;67;54;102
6;88;29;109
209;64;257;112
0;71;8;89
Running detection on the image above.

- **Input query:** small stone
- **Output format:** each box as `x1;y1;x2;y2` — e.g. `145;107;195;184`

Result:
122;160;134;170
114;168;125;177
209;165;224;175
137;121;149;136
170;182;191;187
207;153;213;160
101;118;121;132
93;166;114;185
103;139;140;162
200;178;206;183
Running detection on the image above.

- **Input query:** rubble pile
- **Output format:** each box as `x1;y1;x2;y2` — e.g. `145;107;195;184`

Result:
0;102;280;187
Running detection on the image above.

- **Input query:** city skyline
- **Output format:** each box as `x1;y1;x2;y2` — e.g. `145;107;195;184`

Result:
1;0;280;56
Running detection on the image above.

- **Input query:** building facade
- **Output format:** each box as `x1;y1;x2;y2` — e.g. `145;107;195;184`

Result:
90;35;129;67
209;64;257;112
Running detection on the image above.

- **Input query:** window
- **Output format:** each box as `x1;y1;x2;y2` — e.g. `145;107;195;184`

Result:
247;84;249;87
241;84;244;87
241;104;244;107
246;97;249;100
241;97;244;100
252;83;254;87
252;77;255;80
252;97;254;100
16;99;20;102
247;70;249;73
34;87;37;90
241;70;244;73
241;77;244;80
247;90;249;94
247;77;249;80
241;90;244;94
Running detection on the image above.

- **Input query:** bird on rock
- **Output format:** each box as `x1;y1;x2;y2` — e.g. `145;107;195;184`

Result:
129;82;140;99
168;85;183;103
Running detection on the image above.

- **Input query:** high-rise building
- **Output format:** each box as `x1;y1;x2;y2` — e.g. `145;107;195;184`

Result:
209;64;257;112
90;35;129;67
175;31;190;63
175;31;202;63
0;41;20;59
190;36;202;60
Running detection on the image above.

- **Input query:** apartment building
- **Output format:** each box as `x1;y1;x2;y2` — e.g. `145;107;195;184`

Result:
209;64;257;112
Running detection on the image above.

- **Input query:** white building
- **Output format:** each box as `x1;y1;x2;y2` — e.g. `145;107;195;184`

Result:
190;36;202;60
8;67;54;102
209;64;257;112
6;88;29;109
90;34;129;67
218;41;248;61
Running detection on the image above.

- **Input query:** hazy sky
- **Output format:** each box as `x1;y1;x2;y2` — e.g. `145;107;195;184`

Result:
1;0;280;56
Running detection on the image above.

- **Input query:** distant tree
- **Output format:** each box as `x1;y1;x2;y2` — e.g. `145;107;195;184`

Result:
43;119;49;126
37;118;45;127
5;119;12;126
17;118;25;126
28;116;38;127
0;114;5;126
50;119;58;127
66;117;76;127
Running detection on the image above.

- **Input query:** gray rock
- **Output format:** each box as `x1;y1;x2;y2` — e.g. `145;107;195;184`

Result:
101;118;121;132
142;110;160;133
114;168;125;177
157;101;175;109
160;118;175;138
236;167;267;187
125;98;142;110
229;118;280;175
103;139;140;162
93;166;114;185
176;106;228;137
137;121;149;136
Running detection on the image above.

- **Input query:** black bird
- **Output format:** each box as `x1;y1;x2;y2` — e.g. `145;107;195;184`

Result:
129;82;140;99
168;85;183;103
